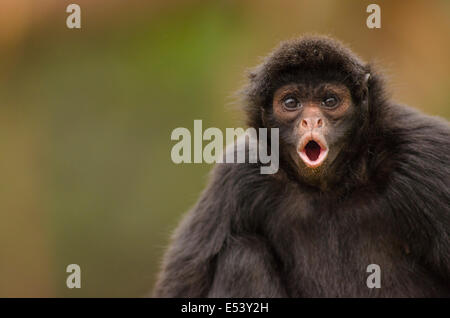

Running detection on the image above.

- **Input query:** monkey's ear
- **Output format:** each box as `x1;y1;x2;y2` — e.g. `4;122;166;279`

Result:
260;106;267;128
362;72;371;96
364;73;371;84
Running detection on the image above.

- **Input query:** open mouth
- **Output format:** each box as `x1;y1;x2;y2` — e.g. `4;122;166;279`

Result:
298;138;328;168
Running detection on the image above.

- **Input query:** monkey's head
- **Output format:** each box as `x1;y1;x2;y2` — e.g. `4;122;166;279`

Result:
244;36;378;188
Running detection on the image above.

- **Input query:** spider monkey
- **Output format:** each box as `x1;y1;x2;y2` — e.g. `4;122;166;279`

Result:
154;36;450;297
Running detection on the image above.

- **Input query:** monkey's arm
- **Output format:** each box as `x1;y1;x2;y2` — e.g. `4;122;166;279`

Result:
393;107;450;284
153;163;287;297
207;235;288;297
152;166;231;297
412;113;450;283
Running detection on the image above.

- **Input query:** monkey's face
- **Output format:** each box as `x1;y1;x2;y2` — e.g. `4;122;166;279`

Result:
272;82;355;183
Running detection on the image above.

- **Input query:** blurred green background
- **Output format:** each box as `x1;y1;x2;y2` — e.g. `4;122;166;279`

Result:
0;0;448;297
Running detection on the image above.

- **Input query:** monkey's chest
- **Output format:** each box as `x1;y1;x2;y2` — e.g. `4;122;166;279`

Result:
274;219;446;297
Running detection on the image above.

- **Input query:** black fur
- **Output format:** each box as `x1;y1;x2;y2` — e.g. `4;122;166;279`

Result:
153;36;450;297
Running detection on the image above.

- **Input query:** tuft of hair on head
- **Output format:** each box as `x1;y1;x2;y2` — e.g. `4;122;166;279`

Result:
242;35;379;128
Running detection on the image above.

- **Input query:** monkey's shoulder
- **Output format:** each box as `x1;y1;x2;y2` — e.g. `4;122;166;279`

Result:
386;103;450;168
381;103;450;208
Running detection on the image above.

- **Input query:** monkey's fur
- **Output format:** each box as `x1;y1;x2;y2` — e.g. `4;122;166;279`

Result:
154;36;450;297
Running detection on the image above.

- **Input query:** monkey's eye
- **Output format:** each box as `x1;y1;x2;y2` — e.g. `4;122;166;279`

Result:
282;97;300;110
322;96;339;108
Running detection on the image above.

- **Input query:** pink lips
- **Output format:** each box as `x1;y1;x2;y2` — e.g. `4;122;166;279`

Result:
297;135;329;168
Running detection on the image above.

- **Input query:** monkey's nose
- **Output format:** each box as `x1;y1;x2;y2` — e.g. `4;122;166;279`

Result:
301;117;323;130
